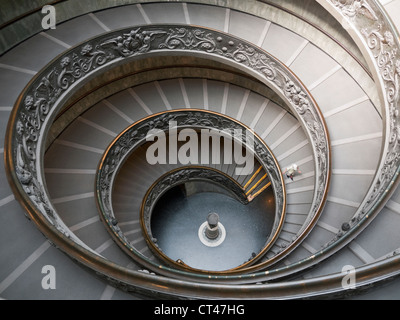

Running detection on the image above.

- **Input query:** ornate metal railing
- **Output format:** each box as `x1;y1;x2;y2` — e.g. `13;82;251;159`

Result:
317;0;400;237
4;22;334;295
96;109;284;275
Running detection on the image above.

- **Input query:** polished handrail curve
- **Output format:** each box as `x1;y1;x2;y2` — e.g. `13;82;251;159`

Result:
96;109;284;275
4;23;332;295
140;165;264;271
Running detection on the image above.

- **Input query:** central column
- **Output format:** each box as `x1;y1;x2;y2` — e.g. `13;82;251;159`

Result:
198;211;226;247
205;212;220;240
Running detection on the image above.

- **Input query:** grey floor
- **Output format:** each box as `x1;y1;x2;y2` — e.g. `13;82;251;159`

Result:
151;185;275;271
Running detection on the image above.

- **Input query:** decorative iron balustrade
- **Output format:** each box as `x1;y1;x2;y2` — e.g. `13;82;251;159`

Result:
2;20;349;295
5;24;330;268
95;109;284;274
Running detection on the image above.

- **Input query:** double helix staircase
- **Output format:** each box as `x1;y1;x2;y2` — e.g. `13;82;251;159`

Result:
1;0;400;299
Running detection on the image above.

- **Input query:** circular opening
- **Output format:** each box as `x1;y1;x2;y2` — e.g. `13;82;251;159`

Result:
150;181;275;271
107;109;286;274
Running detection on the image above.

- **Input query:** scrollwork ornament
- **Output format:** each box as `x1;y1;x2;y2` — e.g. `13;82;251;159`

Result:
329;0;378;20
159;28;218;53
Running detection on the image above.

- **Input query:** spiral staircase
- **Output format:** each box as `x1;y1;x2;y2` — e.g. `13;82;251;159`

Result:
1;0;400;300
